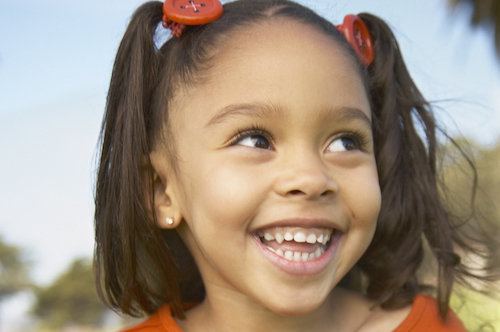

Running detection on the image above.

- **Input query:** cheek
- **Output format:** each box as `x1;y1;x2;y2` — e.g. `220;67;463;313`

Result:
183;159;267;232
342;163;381;231
357;177;381;226
336;165;381;269
176;160;269;272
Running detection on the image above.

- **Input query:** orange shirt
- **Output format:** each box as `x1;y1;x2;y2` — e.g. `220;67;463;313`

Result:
121;294;467;332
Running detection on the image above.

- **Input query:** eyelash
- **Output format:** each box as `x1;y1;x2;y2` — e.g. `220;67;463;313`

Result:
330;129;370;152
227;126;370;151
228;125;273;147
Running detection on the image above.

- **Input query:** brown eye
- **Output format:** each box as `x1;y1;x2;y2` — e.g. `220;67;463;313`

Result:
326;137;358;153
237;135;271;149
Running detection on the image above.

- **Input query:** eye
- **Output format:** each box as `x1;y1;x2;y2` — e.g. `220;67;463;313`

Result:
237;135;271;149
326;136;358;153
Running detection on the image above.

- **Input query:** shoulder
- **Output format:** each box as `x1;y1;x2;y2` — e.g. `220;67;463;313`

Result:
391;294;468;332
120;305;184;332
358;293;468;332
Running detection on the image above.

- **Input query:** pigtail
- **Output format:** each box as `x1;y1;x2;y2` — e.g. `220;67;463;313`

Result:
357;13;456;318
94;2;185;318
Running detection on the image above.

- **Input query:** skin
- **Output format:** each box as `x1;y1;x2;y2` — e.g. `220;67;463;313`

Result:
151;19;411;332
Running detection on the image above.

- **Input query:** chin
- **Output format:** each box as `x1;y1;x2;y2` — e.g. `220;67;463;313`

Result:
259;293;328;317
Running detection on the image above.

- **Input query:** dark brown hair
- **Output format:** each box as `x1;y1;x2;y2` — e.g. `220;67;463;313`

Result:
94;0;499;320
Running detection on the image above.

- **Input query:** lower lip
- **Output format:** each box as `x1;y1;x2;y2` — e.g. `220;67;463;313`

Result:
253;234;341;276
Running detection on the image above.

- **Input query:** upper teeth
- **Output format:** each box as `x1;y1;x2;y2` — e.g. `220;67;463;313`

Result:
258;229;332;245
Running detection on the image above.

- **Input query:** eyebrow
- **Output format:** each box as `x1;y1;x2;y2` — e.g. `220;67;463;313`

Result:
205;102;371;128
322;106;372;128
206;102;285;128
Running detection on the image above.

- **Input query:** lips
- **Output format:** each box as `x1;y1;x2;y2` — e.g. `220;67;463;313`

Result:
252;223;343;275
257;227;338;262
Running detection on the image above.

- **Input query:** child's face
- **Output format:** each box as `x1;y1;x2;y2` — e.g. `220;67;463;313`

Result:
158;20;381;315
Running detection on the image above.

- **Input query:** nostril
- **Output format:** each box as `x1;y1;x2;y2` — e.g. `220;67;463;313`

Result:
287;189;335;197
321;190;335;197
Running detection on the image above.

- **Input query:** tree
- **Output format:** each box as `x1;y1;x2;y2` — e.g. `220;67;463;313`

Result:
31;258;109;329
441;139;500;223
440;139;500;332
0;235;31;302
440;138;500;280
448;0;500;60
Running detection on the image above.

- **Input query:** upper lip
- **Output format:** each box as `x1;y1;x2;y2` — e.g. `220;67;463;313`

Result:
252;218;345;233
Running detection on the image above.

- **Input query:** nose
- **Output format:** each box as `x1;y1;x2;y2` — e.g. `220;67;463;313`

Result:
273;151;338;200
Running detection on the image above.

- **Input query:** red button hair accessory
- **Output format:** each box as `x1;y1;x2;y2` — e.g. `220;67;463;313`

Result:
162;0;224;37
336;15;374;67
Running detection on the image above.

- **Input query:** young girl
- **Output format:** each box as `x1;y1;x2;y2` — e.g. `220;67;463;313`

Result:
94;0;499;331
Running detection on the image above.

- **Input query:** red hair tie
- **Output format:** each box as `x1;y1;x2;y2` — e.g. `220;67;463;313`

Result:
162;3;374;67
336;15;374;67
162;0;224;37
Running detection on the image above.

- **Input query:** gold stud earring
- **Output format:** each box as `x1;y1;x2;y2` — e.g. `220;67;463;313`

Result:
166;217;174;226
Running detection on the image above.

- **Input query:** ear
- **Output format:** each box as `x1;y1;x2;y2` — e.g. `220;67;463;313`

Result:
150;151;183;229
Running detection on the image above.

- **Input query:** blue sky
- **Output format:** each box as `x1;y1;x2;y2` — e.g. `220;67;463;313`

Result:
1;0;499;328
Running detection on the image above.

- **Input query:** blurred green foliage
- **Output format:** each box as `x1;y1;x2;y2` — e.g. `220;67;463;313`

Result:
441;138;500;252
0;235;31;302
448;0;500;59
31;258;109;329
452;288;500;331
441;139;500;331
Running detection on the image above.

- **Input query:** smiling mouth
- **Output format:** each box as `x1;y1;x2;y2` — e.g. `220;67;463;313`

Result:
256;227;340;262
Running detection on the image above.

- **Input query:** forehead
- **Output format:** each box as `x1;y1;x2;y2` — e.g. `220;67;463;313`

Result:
171;18;370;124
212;19;363;85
